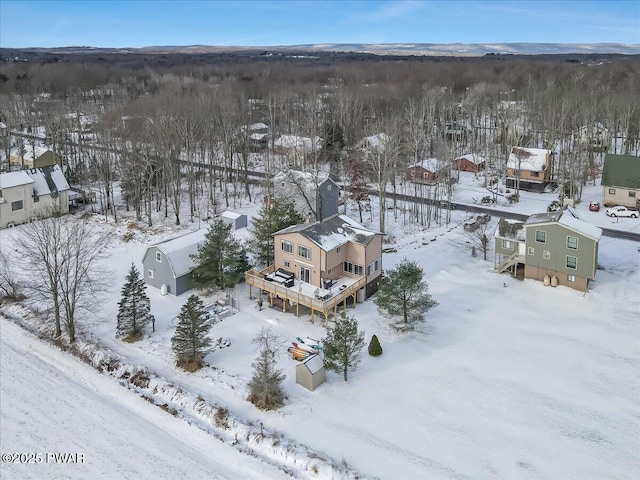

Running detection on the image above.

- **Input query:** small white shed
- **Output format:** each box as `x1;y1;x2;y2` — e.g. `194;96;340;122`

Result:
296;354;326;391
220;211;247;230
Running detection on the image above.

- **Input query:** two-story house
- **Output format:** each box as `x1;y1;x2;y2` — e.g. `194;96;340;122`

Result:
506;147;554;192
273;170;339;222
405;158;440;185
273;135;320;167
0;164;70;229
494;208;602;292
245;214;383;324
601;153;640;208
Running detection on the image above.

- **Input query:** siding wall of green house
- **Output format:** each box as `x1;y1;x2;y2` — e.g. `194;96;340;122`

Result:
494;237;522;256
524;223;597;279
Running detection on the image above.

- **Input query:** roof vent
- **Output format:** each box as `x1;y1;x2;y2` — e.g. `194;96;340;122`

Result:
337;227;344;234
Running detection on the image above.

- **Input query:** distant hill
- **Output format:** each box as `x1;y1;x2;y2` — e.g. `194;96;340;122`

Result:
8;43;640;56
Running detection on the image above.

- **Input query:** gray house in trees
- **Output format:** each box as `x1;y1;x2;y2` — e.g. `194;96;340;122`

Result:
273;170;339;221
141;228;208;295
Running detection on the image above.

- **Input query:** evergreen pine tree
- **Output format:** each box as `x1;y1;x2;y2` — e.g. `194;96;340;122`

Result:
247;199;304;267
191;219;250;290
116;263;155;341
171;294;212;371
375;258;438;331
247;348;286;410
368;334;383;356
323;314;365;382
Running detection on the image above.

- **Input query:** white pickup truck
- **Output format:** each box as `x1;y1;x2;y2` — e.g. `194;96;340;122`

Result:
605;205;640;218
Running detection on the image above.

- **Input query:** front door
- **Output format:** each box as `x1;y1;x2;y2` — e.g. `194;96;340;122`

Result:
299;267;310;283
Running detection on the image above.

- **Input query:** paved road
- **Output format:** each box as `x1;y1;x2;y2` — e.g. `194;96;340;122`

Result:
377;190;640;242
12;131;640;242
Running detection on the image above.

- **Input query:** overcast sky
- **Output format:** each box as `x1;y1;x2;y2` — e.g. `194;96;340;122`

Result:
1;0;639;48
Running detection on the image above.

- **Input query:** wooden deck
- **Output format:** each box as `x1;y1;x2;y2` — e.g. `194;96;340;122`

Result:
245;266;367;326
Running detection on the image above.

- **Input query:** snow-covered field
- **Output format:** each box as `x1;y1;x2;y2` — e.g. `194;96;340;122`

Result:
1;172;639;479
0;320;291;480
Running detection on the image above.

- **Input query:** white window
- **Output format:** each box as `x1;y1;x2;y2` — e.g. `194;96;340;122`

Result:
567;236;578;250
567;274;576;283
156;251;162;262
502;239;513;250
284;260;290;268
11;200;23;211
344;262;364;276
281;240;293;254
609;188;616;194
298;245;311;259
566;255;577;270
535;230;546;243
629;191;636;198
366;258;381;276
148;270;154;279
543;250;550;260
527;247;535;256
336;246;341;253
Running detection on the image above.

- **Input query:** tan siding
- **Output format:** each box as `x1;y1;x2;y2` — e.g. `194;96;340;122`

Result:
602;186;639;207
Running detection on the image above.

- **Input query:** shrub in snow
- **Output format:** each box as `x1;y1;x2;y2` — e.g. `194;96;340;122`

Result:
191;219;250;290
323;314;365;382
375;258;438;331
116;263;155;341
171;294;212;371
247;347;286;410
368;334;383;356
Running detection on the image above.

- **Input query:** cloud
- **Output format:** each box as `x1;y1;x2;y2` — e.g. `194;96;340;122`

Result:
347;0;426;24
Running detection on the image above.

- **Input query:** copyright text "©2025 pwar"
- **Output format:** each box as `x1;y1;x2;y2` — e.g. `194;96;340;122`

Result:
2;452;85;464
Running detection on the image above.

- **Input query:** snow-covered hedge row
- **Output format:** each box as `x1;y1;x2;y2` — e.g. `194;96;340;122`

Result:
0;303;371;480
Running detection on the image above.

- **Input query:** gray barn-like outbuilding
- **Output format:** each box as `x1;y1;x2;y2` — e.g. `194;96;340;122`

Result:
141;228;208;296
295;354;326;391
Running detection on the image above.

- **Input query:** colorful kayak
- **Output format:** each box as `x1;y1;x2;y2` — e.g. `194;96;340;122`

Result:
297;336;322;351
292;341;318;355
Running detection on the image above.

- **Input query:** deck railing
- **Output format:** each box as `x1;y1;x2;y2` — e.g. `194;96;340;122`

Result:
245;267;367;323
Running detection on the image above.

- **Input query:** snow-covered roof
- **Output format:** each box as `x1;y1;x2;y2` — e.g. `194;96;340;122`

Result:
27;165;70;195
0;121;6;129
149;228;209;278
360;133;388;151
273;170;333;192
221;211;241;220
249;133;268;141
275;214;378;251
507;147;551;172
301;354;324;374
10;146;52;162
248;122;268;131
524;209;602;242
274;135;320;153
456;153;486;165
409;158;440;172
0;170;34;189
558;214;603;242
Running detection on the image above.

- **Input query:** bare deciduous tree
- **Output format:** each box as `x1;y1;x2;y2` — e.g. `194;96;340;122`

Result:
15;211;111;342
0;249;22;299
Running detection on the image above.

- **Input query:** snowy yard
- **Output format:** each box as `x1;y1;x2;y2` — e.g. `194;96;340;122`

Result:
1;172;639;479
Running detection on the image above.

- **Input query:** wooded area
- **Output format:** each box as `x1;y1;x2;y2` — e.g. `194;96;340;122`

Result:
1;50;638;232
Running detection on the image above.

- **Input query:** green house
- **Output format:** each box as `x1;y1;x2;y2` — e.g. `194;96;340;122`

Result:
495;209;602;292
601;154;640;208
